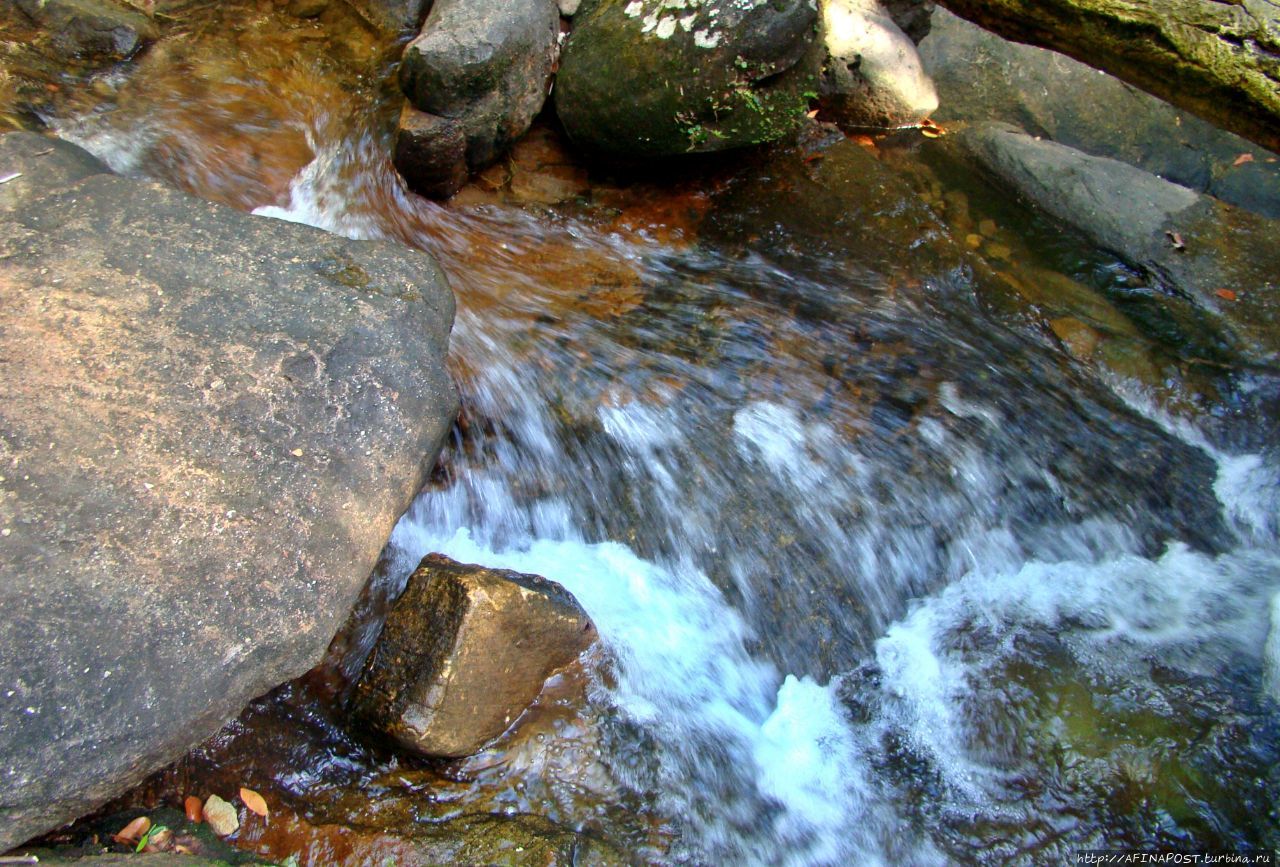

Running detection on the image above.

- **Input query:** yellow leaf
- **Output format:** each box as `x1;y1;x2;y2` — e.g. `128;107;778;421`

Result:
113;815;150;845
240;787;269;818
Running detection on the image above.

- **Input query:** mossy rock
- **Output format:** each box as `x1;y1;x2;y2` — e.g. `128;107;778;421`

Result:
555;0;820;158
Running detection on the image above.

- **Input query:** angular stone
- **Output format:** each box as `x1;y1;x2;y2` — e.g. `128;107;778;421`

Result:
400;0;560;119
394;0;560;196
0;131;458;850
394;103;471;200
352;554;597;758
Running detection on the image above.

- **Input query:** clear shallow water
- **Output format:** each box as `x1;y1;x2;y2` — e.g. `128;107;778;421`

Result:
48;6;1280;860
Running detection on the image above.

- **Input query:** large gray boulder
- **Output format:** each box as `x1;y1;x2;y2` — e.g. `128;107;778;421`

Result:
0;131;458;849
351;554;597;758
554;0;818;158
395;0;560;198
920;8;1280;218
957;122;1280;369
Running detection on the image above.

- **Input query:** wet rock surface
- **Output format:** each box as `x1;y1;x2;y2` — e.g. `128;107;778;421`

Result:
351;554;597;757
935;0;1280;154
957;122;1280;370
554;0;818;157
0;131;458;849
394;0;560;198
920;8;1280;218
13;0;157;64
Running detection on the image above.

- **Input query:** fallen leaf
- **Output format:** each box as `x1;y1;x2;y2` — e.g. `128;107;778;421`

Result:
805;109;819;119
918;118;946;139
1165;230;1186;251
113;815;151;845
290;448;304;457
1233;153;1254;167
240;787;269;818
1216;288;1238;301
184;795;203;823
203;794;239;837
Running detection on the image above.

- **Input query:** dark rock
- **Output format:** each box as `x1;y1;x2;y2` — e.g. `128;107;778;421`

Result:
920;8;1280;218
351;554;596;758
880;0;934;43
554;0;819;158
394;104;472;200
957;122;1280;369
345;0;429;34
286;0;330;20
0;131;458;850
814;0;937;129
935;0;1280;155
394;0;560;197
13;0;157;63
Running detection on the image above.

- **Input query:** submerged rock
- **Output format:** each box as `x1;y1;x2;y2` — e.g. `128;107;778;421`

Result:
814;0;938;129
920;8;1280;218
351;554;597;758
554;0;818;158
957;122;1280;369
394;0;560;198
13;0;157;63
0;131;458;850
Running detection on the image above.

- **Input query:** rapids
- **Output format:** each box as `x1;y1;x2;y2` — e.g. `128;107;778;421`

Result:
38;4;1280;862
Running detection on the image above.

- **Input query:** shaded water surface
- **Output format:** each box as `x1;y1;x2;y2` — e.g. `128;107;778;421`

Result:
39;4;1280;863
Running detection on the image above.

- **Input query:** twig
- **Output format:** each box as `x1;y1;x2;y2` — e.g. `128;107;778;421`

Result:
0;856;40;864
0;172;22;184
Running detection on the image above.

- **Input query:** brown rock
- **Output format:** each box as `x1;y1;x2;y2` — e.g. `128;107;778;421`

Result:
352;554;597;758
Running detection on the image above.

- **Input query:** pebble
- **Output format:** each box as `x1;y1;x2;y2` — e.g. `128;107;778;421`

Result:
203;794;240;837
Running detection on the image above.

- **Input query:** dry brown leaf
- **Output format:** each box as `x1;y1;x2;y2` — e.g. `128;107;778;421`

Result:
1233;153;1255;167
240;787;269;818
1215;288;1238;301
184;795;203;823
112;815;150;845
1165;230;1186;251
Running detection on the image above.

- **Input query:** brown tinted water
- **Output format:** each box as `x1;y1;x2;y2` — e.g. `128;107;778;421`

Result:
11;1;1280;864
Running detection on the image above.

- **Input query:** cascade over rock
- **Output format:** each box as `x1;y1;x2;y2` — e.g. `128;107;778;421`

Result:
0;132;458;850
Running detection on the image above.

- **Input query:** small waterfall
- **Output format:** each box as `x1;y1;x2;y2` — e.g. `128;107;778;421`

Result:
55;48;1280;860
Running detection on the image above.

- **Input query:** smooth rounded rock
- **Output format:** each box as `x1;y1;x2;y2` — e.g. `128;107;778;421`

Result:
555;0;819;158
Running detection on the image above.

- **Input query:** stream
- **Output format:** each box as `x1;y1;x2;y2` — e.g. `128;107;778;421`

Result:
34;3;1280;863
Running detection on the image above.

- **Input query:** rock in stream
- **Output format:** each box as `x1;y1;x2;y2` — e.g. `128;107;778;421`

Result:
351;554;597;758
0;131;458;850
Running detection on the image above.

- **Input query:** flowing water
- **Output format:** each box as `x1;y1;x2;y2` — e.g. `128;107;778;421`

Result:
31;4;1280;863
